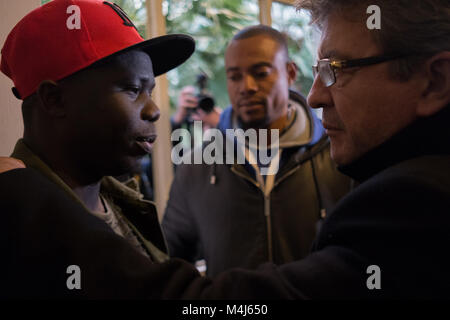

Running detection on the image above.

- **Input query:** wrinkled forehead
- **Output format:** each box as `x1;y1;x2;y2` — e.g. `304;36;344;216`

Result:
317;12;381;60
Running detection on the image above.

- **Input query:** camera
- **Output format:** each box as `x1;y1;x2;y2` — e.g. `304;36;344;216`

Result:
195;73;215;114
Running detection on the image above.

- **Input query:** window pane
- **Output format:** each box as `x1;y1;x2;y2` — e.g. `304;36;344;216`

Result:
165;0;259;112
272;1;319;97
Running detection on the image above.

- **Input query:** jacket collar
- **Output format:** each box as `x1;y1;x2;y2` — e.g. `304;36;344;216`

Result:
217;91;325;149
338;106;450;182
11;139;84;207
11;139;168;258
11;139;144;209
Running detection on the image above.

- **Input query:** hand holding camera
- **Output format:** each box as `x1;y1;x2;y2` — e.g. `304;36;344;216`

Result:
173;74;220;128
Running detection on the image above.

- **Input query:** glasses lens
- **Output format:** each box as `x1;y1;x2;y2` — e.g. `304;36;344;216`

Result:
312;65;318;79
318;60;335;87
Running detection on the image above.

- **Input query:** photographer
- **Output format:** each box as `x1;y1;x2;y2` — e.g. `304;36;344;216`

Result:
171;85;221;132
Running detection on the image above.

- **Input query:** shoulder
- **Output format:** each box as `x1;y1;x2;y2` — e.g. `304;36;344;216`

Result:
312;155;450;298
374;154;450;186
0;157;26;174
337;155;450;211
0;167;99;232
319;155;450;244
0;166;59;196
297;137;349;185
346;154;450;208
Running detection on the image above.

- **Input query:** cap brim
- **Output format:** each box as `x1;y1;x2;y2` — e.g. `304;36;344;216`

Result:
127;34;195;76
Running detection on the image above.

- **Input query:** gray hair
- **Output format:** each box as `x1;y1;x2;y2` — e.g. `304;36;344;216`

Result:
295;0;450;80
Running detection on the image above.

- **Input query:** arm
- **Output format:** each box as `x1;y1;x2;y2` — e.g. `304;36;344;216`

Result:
4;159;448;299
179;164;450;299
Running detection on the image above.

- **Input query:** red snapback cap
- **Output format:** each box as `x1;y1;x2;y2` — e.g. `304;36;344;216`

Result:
0;0;195;99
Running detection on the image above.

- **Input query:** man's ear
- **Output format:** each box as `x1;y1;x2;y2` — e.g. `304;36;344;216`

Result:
36;80;67;118
287;61;298;86
417;51;450;117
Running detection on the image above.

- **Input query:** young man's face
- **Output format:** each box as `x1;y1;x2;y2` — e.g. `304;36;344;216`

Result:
225;35;296;129
61;50;160;177
307;12;422;166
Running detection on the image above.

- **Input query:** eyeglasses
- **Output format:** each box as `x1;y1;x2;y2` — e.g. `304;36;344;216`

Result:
312;54;408;87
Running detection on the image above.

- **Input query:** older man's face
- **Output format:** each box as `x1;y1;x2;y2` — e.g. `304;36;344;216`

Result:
307;13;422;165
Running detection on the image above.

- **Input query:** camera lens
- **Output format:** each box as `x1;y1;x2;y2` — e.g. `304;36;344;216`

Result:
197;94;215;113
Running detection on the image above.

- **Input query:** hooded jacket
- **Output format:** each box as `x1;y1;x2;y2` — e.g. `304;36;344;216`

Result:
163;90;352;276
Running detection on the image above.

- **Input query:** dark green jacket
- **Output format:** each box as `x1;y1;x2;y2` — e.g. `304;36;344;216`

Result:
11;139;168;263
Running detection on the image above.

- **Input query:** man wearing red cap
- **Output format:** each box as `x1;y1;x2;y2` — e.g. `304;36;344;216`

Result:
0;0;194;295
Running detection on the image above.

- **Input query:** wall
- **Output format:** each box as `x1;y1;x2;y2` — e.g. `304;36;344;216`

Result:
0;0;41;156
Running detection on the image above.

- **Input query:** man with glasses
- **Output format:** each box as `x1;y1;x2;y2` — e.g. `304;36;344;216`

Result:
152;0;450;299
167;0;450;298
177;0;448;299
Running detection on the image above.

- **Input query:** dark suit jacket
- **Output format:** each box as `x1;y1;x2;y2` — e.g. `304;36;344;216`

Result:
194;106;450;299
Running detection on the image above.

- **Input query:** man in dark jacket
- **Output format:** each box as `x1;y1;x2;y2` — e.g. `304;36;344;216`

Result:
0;0;194;264
162;25;351;276
192;0;449;298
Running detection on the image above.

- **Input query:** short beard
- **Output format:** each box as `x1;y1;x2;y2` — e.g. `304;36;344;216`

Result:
237;115;268;130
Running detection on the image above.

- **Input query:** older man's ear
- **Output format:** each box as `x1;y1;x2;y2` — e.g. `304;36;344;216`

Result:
416;51;450;117
0;157;26;174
